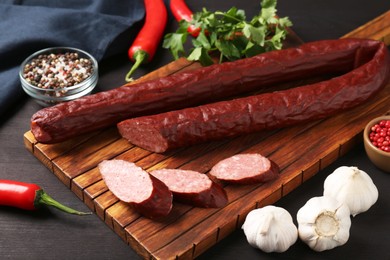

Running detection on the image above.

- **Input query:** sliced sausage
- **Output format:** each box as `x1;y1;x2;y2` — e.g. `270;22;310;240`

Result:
150;169;228;208
209;154;279;184
98;159;172;219
117;39;390;153
32;39;372;144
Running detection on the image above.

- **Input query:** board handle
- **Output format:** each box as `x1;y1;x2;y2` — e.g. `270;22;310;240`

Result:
342;10;390;46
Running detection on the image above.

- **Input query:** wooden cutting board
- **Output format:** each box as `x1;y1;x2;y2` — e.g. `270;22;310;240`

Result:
24;11;390;260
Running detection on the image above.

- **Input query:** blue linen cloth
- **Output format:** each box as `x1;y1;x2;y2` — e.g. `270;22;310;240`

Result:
0;0;145;118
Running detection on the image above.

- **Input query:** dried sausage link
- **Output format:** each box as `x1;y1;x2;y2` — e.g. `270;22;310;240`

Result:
118;39;390;153
31;39;373;143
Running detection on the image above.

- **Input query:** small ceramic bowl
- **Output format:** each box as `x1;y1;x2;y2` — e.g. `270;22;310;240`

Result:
19;47;98;106
363;115;390;172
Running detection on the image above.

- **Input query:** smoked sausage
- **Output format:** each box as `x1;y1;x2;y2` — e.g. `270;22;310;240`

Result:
98;160;173;219
31;39;377;143
209;154;279;185
150;169;228;208
118;39;390;153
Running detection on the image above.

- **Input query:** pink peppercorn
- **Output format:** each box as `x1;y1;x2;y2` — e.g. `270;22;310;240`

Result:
369;119;390;152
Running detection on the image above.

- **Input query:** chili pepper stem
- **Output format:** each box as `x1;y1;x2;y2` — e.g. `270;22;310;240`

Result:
35;190;92;216
125;50;148;82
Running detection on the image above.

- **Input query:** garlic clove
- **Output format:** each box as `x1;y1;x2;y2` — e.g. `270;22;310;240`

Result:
297;196;351;252
242;205;298;253
323;166;378;216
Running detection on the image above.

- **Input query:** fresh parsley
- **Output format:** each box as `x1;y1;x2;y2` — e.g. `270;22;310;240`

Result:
163;0;292;66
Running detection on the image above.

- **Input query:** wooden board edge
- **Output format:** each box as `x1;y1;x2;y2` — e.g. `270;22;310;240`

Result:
342;10;390;45
23;131;36;153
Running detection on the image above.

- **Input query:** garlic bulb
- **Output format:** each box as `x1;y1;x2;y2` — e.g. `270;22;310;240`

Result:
297;196;351;252
242;205;298;253
323;166;378;217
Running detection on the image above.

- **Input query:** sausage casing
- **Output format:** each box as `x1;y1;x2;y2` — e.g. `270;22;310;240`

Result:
118;39;390;153
31;39;370;143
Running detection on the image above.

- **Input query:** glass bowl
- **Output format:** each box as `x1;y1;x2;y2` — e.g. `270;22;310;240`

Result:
363;115;390;173
19;47;98;106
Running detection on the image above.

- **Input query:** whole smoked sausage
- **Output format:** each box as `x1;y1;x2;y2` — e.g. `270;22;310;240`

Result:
31;39;377;143
118;39;390;153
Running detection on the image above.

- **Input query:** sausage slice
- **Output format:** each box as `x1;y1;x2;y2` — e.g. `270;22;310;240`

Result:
150;169;228;208
98;159;173;219
209;154;279;184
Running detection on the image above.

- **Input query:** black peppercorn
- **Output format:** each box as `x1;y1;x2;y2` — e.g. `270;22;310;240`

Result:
22;52;94;97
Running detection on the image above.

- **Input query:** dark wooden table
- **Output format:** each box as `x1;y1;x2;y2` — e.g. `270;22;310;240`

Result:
1;0;389;259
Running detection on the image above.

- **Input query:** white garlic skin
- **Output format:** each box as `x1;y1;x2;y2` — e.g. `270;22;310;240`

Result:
297;196;351;252
242;205;298;253
323;166;378;217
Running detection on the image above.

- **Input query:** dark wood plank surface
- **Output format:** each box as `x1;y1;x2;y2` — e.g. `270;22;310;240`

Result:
1;1;389;259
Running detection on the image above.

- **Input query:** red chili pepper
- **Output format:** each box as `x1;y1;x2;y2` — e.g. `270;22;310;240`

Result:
170;0;200;37
125;0;168;82
0;180;91;216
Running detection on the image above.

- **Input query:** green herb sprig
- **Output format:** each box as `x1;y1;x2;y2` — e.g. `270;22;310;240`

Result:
163;0;292;66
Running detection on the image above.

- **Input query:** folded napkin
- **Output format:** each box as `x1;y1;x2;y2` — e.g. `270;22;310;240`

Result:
0;0;145;118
